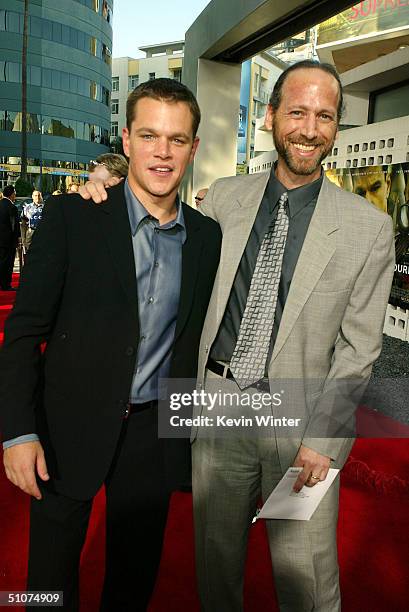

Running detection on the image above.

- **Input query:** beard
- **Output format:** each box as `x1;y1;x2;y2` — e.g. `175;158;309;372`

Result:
272;120;335;177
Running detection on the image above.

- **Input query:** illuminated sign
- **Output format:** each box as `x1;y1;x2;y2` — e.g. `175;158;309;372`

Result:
317;1;409;46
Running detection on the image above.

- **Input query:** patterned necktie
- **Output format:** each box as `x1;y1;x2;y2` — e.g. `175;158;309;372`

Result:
230;192;289;389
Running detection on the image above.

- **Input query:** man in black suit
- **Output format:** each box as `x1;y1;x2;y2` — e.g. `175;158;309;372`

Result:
0;184;19;290
0;79;221;611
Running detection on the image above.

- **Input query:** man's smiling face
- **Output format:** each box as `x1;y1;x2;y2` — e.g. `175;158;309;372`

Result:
122;97;199;206
266;68;339;185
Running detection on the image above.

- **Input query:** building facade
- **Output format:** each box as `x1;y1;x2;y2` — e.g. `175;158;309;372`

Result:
0;0;113;190
110;40;183;144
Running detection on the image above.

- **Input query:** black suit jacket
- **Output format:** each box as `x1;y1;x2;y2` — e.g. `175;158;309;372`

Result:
0;183;221;499
0;197;19;247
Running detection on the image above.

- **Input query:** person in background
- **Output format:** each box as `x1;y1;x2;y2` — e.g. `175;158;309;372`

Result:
0;184;19;291
21;190;44;252
88;153;129;183
194;187;208;208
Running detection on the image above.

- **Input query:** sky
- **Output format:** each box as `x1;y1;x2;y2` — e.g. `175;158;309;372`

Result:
112;0;211;58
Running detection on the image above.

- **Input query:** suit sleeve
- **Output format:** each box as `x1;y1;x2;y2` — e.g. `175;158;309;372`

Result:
0;198;68;441
302;214;395;461
198;180;220;222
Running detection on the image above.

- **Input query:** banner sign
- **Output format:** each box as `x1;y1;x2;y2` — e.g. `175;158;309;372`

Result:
317;1;409;47
326;163;409;309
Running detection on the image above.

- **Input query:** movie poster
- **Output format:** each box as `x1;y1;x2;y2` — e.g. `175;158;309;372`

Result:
326;163;409;309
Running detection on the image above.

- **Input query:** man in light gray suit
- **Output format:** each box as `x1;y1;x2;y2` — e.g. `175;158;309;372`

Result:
192;60;394;611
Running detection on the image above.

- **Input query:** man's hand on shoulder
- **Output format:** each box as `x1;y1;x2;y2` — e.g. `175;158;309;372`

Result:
292;444;330;493
78;176;123;204
3;441;49;500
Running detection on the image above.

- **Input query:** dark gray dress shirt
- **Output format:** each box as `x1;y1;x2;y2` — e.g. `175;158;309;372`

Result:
210;168;323;372
125;180;186;403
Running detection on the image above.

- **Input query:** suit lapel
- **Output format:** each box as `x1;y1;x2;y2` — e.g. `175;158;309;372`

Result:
174;203;202;341
214;172;270;327
271;176;340;362
94;183;139;319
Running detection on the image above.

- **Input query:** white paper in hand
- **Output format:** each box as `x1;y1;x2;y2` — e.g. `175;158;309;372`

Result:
255;467;339;521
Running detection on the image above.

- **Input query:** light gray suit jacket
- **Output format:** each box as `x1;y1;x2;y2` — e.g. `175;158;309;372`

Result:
194;172;395;469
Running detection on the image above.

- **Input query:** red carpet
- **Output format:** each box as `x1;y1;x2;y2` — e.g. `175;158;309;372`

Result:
1;276;408;611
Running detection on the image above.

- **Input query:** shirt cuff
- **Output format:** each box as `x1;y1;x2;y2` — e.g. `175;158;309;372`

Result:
3;434;40;450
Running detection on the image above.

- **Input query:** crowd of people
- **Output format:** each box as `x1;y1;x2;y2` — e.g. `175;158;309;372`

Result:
0;154;129;284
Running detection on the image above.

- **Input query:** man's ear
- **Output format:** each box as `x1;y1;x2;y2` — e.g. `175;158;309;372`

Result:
189;137;200;164
264;104;274;131
122;127;130;158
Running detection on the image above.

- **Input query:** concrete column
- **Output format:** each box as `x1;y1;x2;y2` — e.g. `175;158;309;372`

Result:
181;58;241;204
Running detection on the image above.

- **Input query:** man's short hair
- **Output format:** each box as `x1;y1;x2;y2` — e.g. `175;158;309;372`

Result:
269;60;345;124
3;185;16;198
126;78;201;138
89;153;128;178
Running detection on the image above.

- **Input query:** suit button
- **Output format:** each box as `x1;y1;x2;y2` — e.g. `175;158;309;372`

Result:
60;332;68;340
123;405;130;418
204;345;209;353
125;346;134;356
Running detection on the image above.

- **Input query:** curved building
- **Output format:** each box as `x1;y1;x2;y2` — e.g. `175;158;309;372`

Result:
0;0;113;190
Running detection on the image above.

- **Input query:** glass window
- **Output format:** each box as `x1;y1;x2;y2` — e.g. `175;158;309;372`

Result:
27;113;40;134
30;65;41;86
128;74;139;90
149;72;155;80
7;62;20;83
0;110;5;130
69;73;78;92
90;81;97;100
112;76;119;91
77;30;86;52
52;70;61;90
76;121;84;140
371;83;409;123
30;15;42;37
0;10;5;32
102;128;109;145
43;68;52;88
60;71;69;90
52;21;62;42
102;44;112;66
42;19;52;40
90;37;97;55
70;27;78;48
7;11;21;33
102;87;110;106
62;25;70;45
42;116;52;135
110;121;118;137
84;123;90;141
111;99;119;114
0;61;5;81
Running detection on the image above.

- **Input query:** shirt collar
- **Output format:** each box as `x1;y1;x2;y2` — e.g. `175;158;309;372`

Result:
124;178;186;239
264;164;323;218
